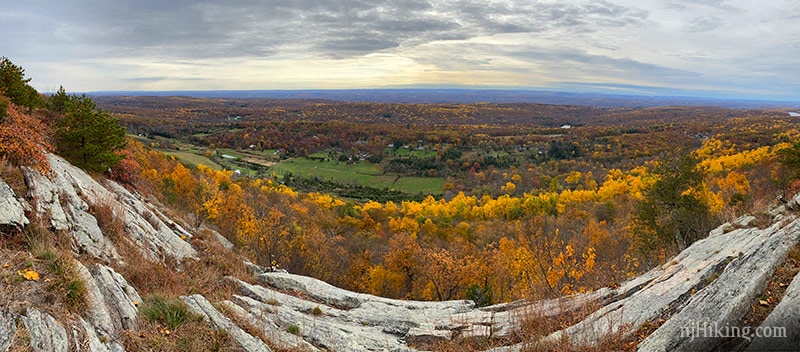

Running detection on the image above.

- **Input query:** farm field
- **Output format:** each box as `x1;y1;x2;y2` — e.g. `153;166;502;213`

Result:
272;157;445;195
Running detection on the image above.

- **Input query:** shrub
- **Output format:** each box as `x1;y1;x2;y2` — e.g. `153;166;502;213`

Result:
0;105;51;174
466;284;494;308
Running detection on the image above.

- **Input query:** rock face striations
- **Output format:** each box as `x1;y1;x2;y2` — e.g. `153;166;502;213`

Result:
0;153;799;351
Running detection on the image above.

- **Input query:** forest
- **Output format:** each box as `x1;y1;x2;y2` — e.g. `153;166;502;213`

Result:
91;94;800;304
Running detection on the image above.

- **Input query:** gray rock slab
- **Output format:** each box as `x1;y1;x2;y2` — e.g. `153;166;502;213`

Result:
639;219;800;351
0;176;28;229
0;311;17;351
546;217;788;347
181;294;273;352
104;181;197;261
20;309;68;352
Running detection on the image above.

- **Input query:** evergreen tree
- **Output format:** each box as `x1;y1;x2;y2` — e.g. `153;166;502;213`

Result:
0;57;43;115
55;95;127;172
48;86;70;113
634;154;714;255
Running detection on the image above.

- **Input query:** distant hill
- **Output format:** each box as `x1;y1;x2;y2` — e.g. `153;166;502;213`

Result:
88;89;800;109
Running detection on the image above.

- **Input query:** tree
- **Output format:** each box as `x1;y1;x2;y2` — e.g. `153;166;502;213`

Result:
0;57;43;115
634;154;714;255
48;86;70;113
775;141;800;194
55;95;127;172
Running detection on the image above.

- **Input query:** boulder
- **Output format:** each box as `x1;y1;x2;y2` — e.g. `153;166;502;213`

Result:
104;181;197;261
23;153;196;262
76;262;141;336
0;176;28;229
23;155;119;261
77;317;125;352
217;299;319;352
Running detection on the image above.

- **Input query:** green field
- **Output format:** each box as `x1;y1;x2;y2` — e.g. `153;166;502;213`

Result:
272;158;381;182
386;148;438;158
164;151;223;170
392;176;445;195
272;157;444;195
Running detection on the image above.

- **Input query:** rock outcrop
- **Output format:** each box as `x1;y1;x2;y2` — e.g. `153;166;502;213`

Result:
637;218;800;351
0;177;28;229
0;311;17;351
745;267;800;351
23;153;196;262
181;294;273;352
20;309;69;352
206;204;800;351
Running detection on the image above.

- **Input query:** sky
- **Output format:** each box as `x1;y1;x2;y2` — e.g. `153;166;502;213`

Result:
2;0;799;101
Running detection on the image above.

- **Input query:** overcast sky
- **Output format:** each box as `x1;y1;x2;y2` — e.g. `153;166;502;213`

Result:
3;0;799;100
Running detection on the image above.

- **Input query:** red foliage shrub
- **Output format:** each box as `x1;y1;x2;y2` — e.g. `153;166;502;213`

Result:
0;104;51;174
110;149;142;186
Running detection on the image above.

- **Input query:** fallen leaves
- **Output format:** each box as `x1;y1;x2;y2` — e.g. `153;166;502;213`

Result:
18;268;40;281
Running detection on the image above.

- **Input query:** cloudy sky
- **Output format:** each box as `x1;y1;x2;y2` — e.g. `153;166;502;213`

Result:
3;0;799;100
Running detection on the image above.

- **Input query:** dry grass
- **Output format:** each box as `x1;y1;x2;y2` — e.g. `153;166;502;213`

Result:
514;300;636;352
8;320;32;352
0;156;27;197
0;218;88;339
21;219;87;314
421;298;620;352
112;224;260;351
121;318;239;351
90;197;125;241
110;226;253;301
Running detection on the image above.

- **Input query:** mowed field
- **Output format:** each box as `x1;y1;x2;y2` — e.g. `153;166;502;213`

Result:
272;157;445;195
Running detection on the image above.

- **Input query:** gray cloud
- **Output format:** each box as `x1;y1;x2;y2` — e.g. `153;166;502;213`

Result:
3;0;647;60
683;16;723;32
2;0;799;100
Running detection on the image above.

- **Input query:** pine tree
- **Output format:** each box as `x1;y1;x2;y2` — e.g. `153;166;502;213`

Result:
0;57;43;115
48;86;70;113
55;95;127;172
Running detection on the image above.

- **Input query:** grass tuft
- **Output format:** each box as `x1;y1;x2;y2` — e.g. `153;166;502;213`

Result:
139;295;201;331
286;324;300;336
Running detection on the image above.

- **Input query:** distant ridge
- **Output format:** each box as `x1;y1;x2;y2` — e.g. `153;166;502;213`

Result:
87;89;800;109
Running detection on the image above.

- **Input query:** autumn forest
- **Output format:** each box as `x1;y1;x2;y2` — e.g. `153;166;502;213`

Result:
3;54;800;307
88;94;800;304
